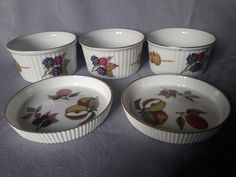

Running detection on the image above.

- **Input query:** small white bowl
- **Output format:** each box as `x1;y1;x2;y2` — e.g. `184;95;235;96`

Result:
79;28;144;79
7;32;77;82
5;76;112;144
121;75;230;144
147;28;216;77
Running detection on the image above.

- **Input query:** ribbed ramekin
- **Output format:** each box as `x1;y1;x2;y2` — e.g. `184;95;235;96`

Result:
7;32;77;82
79;29;144;79
147;28;216;77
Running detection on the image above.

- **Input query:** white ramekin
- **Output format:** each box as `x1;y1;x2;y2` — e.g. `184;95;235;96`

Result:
79;28;144;79
7;31;77;82
147;28;216;77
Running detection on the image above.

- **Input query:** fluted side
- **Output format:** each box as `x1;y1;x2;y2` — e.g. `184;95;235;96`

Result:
11;103;111;144
123;108;220;144
82;43;143;79
11;44;77;83
148;43;213;78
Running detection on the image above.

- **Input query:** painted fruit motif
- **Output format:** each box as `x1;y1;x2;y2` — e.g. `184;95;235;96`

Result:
176;109;208;130
65;97;99;121
180;51;207;74
48;89;79;100
149;51;161;65
185;114;208;129
134;98;168;126
21;105;58;132
91;55;118;77
149;51;174;65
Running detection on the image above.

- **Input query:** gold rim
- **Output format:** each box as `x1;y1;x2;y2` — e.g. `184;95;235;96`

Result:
121;74;231;134
4;75;113;135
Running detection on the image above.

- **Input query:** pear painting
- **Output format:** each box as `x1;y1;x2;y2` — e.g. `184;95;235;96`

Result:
134;98;168;126
65;97;99;121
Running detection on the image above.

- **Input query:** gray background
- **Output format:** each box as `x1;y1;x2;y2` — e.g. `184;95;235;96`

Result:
0;0;235;176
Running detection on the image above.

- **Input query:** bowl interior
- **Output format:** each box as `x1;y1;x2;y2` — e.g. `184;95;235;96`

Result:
80;29;144;48
122;75;230;133
7;32;76;51
5;76;112;133
147;28;216;48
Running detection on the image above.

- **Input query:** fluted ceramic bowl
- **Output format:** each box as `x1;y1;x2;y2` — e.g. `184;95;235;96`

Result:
121;75;230;144
5;76;112;144
79;28;144;79
7;31;77;82
147;28;216;77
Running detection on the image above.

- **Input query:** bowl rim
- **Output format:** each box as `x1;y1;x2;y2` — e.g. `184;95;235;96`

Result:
121;74;231;134
6;31;77;54
4;75;113;135
147;28;216;50
79;28;145;51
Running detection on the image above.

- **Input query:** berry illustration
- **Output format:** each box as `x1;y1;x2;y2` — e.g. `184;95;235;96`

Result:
99;57;109;66
180;51;207;74
42;55;65;78
190;63;201;72
42;57;54;68
51;66;62;76
186;53;198;65
91;55;100;65
197;52;206;61
40;114;49;120
54;56;63;65
40;119;52;128
32;118;42;125
90;55;118;77
97;67;106;75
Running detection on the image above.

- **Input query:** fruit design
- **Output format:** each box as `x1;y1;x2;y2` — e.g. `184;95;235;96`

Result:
90;55;118;77
48;89;79;100
65;97;99;120
21;105;58;132
42;55;70;78
180;51;207;74
134;98;168;126
149;51;174;65
16;61;29;72
130;54;141;66
158;88;201;102
176;109;208;130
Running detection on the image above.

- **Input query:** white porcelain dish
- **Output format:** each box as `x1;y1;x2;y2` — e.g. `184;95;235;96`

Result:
121;75;230;144
147;28;216;77
79;28;144;79
7;31;77;82
5;76;112;144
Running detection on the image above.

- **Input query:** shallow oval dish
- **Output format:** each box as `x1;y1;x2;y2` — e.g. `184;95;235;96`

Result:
7;31;77;82
147;28;216;77
5;76;112;144
79;28;144;79
121;75;230;144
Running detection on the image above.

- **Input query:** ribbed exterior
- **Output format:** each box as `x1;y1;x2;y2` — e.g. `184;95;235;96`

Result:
11;44;77;82
148;43;213;77
11;103;111;144
124;108;220;144
82;44;143;79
